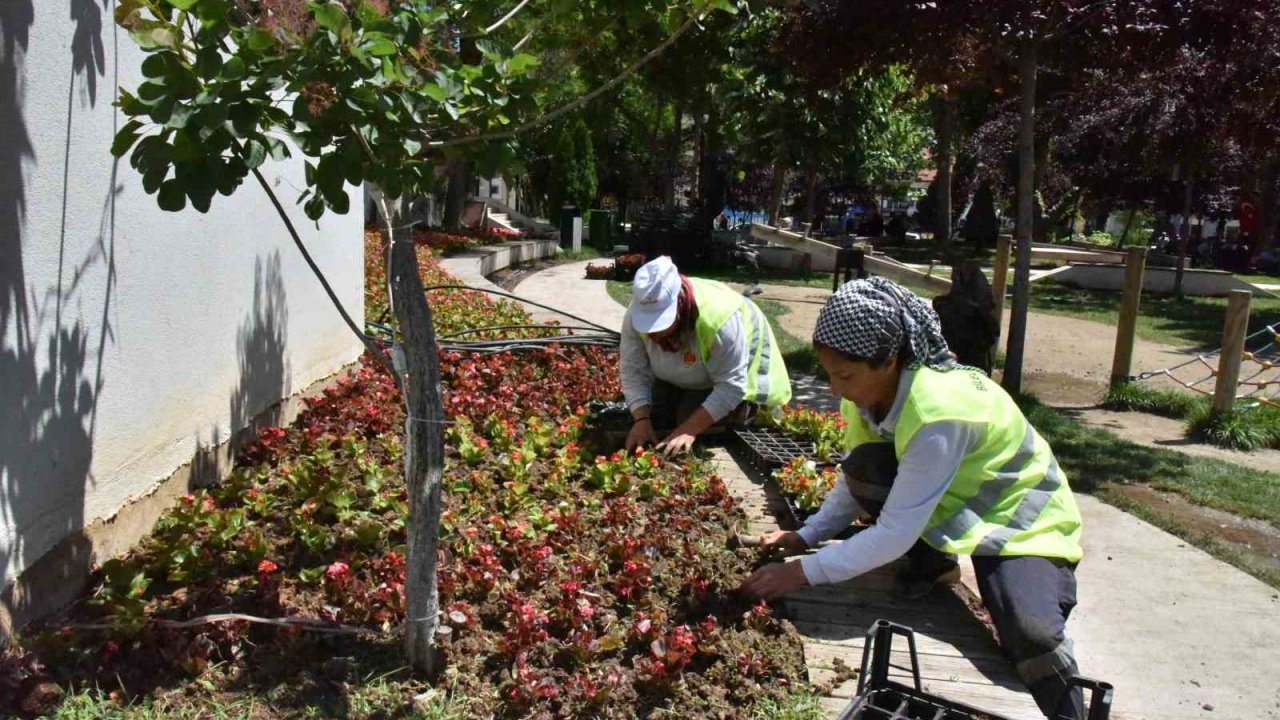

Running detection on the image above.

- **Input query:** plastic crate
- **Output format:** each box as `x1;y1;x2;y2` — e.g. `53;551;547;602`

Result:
837;620;1114;720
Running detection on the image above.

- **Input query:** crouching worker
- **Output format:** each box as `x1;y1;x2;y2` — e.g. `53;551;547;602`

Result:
741;277;1087;720
621;256;792;456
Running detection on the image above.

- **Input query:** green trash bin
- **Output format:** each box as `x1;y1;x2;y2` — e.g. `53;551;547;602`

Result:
588;209;615;253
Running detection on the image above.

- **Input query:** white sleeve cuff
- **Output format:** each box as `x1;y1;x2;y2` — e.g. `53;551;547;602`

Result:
800;554;832;586
796;525;822;549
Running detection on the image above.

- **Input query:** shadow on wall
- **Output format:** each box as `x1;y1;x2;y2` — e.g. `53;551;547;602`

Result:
0;0;114;621
191;253;291;487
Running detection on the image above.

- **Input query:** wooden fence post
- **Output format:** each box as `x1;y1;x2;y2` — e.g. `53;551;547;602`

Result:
991;234;1012;319
1110;247;1148;385
1213;290;1253;414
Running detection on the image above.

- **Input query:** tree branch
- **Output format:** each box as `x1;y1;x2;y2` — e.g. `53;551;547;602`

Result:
486;0;533;35
427;10;706;149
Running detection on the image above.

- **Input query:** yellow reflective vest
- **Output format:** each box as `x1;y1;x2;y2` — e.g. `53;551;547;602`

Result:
840;367;1082;561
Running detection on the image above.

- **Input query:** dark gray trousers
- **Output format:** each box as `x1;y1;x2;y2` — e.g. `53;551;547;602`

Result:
973;555;1083;720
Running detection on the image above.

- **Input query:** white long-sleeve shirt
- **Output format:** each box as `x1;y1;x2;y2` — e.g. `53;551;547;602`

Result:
619;306;750;421
796;370;980;586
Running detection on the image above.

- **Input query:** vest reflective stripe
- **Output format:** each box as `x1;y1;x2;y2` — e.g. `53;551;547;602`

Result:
688;278;792;407
841;369;1082;562
921;421;1042;550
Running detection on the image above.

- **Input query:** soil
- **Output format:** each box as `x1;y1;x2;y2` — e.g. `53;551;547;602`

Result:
1104;484;1280;580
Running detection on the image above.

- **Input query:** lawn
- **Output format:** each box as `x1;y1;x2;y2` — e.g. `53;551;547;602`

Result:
1026;281;1280;348
1019;395;1280;587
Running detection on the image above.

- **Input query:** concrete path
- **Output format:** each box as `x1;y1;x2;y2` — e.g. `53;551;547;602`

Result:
514;259;626;332
505;262;1280;719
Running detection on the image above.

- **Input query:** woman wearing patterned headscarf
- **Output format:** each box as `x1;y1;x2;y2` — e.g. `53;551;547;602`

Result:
742;277;1090;720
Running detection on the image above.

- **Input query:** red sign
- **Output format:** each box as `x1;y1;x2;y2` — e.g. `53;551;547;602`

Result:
1240;200;1259;235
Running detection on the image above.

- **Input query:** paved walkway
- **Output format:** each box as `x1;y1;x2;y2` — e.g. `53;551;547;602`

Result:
507;262;1280;719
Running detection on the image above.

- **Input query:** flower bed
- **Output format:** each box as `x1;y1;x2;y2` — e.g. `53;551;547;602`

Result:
2;234;816;718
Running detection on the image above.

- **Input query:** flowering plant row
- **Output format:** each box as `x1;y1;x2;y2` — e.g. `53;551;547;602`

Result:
6;237;814;718
771;457;840;513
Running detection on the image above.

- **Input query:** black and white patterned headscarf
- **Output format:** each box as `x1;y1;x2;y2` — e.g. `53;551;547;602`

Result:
813;277;956;370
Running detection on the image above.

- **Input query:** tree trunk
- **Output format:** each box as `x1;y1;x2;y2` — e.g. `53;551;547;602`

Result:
663;103;683;215
768;159;787;227
932;94;954;247
443;160;470;229
1118;208;1136;248
694;117;704;211
804;163;821;238
1002;40;1039;396
383;203;446;676
1174;172;1194;297
1254;158;1280;261
1032;135;1051;244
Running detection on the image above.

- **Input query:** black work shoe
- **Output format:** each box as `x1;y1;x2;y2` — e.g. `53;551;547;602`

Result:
891;559;961;600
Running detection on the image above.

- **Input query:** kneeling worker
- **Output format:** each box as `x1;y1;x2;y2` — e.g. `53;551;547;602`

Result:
742;277;1087;720
621;256;792;455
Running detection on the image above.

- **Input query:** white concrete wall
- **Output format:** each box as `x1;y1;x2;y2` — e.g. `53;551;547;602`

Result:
0;4;363;588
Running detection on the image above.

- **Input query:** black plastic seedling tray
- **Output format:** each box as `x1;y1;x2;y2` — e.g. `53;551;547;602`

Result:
733;427;822;468
837;620;1114;720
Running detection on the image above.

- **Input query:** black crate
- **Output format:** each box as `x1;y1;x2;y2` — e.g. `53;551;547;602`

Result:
837;620;1114;720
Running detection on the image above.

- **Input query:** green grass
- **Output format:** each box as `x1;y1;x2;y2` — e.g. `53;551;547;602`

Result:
53;677;468;720
557;246;604;262
1103;381;1280;450
1102;381;1208;420
746;689;827;720
690;266;836;289
753;297;822;376
1235;273;1280;287
605;278;631;307
605;281;821;376
1028;281;1280;348
1022;393;1280;588
1019;395;1280;526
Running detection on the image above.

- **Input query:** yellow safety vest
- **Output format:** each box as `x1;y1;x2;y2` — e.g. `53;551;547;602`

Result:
840;367;1082;561
688;278;792;407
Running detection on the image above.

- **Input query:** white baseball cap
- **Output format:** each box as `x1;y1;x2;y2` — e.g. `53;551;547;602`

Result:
629;256;681;334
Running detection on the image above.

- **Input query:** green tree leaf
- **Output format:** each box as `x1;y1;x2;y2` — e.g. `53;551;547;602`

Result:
158;179;188;211
246;27;275;51
164;0;199;10
111;120;145;157
244;138;268;169
505;53;540;75
221;56;246;81
311;2;350;35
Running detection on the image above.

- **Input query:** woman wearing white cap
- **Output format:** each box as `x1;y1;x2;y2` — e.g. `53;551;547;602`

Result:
621;256;792;455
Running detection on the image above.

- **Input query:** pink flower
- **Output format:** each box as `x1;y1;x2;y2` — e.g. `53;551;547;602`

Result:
325;561;351;582
258;559;279;574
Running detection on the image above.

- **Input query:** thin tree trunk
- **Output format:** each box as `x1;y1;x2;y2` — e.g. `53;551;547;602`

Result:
1002;40;1038;396
1174;172;1194;297
663;103;682;214
694;117;704;210
1118;208;1136;248
932;94;954;248
443;160;468;229
768;159;787;227
383;200;446;677
1254;158;1280;261
804;164;820;238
